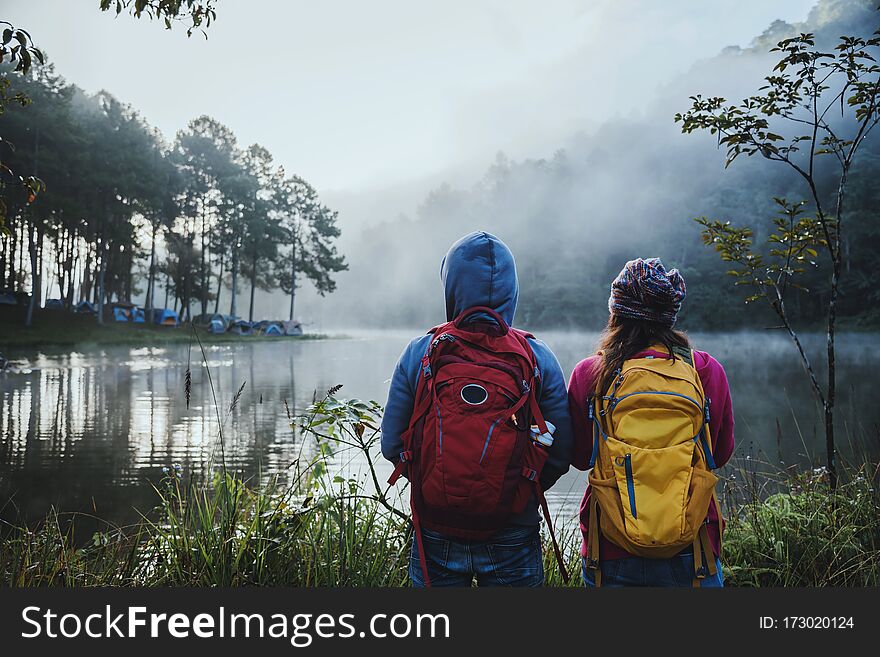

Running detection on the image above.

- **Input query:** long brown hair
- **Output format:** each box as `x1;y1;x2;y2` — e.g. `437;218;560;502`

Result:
593;315;690;396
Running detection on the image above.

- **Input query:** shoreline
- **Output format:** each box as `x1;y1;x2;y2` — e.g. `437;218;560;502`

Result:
0;309;332;352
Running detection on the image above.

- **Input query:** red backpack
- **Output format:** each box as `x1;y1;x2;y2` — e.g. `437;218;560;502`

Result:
388;306;569;586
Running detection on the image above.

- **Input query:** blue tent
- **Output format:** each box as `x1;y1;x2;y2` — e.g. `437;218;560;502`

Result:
44;298;64;310
208;318;225;334
112;307;131;322
210;313;229;330
131;307;146;323
151;308;179;326
228;320;254;336
74;300;97;314
263;323;283;336
195;313;228;328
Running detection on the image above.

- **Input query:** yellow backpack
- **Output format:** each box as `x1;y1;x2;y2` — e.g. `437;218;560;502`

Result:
585;345;722;587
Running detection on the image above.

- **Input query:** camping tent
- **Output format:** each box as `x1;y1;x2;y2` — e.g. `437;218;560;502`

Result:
44;298;64;310
131;307;146;323
74;300;97;314
195;313;230;330
112;307;130;322
228;320;254;336
211;314;229;330
151;308;179;326
208;319;226;334
109;302;136;322
282;320;303;336
263;323;283;336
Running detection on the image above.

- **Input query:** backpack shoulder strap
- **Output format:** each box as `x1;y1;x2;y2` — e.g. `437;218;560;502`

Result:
509;327;535;340
671;345;694;368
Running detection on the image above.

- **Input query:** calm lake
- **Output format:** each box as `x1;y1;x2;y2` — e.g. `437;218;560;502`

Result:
1;330;878;531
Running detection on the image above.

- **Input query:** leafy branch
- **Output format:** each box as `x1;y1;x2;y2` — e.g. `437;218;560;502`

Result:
677;17;880;488
696;198;827;406
298;390;409;524
99;0;218;37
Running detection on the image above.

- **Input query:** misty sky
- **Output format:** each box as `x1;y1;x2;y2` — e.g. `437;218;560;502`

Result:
4;0;817;197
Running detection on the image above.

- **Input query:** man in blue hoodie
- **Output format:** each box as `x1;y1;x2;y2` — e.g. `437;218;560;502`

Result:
381;231;574;587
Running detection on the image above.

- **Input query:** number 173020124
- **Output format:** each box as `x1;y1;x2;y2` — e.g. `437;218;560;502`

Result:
759;616;854;629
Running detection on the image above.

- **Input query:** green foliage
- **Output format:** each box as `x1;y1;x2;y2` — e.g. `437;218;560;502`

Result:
696;198;827;305
2;0;218;232
99;0;218;36
276;176;348;306
675;30;880;170
0;22;43;75
723;464;880;586
0;66;345;322
677;10;880;487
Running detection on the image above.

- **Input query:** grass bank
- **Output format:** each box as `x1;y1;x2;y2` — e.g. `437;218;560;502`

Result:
0;307;327;350
1;392;877;587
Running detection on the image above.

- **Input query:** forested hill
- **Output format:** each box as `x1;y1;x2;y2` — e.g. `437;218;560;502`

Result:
320;0;879;331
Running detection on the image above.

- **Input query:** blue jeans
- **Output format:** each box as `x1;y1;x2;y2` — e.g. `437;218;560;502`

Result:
410;525;544;587
581;552;724;587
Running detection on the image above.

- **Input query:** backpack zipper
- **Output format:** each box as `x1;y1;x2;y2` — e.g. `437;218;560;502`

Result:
624;453;637;519
479;418;503;464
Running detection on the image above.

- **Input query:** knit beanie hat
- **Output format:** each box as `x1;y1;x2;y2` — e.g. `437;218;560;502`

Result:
608;257;686;327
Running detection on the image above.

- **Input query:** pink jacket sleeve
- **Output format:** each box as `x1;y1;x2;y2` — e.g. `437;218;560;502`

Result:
693;350;735;468
568;356;601;471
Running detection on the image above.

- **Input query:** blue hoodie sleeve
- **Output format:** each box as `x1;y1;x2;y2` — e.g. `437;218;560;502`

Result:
380;336;429;462
529;338;574;491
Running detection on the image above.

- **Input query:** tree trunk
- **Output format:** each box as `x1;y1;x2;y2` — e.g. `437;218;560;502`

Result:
66;234;78;308
81;245;92;304
96;236;106;326
24;223;39;328
145;221;157;312
288;252;296;322
6;221;16;290
0;231;7;292
214;253;224;315
825;267;838;491
124;244;133;302
200;209;207;317
229;245;239;319
248;255;257;323
16;222;25;292
183;251;192;322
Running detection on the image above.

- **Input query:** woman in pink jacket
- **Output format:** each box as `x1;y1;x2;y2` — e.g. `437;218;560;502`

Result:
568;257;735;587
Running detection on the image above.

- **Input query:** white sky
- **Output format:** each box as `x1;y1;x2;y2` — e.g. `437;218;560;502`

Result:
3;0;816;195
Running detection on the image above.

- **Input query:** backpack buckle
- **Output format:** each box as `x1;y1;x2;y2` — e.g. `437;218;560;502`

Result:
704;397;712;423
585;557;600;570
423;363;432;378
521;380;530;393
399;450;412;463
428;333;454;355
695;565;709;579
521;467;538;481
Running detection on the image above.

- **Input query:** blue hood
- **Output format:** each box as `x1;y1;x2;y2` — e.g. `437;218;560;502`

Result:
440;231;518;325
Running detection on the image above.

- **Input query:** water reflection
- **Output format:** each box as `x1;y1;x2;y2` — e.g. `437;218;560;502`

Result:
0;331;878;530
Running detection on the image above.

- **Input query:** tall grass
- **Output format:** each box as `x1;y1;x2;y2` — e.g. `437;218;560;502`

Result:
721;460;880;586
1;380;877;586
